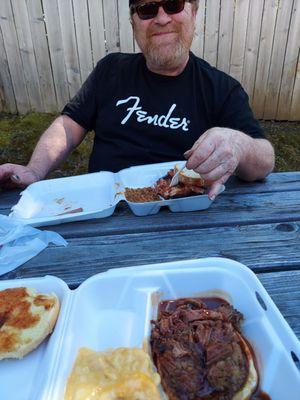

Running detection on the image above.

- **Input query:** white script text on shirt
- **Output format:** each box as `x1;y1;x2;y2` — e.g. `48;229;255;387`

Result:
116;96;190;132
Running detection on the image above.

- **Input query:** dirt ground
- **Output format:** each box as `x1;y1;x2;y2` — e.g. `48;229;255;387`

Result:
0;113;299;178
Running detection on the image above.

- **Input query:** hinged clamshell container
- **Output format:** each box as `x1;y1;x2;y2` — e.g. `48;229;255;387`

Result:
9;161;224;227
0;257;299;400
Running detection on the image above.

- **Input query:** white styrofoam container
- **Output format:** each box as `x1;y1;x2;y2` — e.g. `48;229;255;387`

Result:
0;258;299;400
9;161;225;227
0;276;71;400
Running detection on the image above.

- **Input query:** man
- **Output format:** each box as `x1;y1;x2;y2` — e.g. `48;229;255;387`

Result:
0;0;274;200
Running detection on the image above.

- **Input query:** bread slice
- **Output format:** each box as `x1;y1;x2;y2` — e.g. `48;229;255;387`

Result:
0;287;60;360
233;332;259;399
174;163;206;187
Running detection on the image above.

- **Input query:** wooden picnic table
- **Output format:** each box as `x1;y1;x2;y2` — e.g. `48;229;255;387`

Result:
0;171;300;342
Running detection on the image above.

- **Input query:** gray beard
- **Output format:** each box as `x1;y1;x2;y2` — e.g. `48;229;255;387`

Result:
145;40;189;71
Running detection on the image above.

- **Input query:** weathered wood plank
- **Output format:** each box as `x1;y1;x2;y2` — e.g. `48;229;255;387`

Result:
22;190;300;238
217;0;234;74
1;188;300;237
242;0;264;103
118;0;134;53
57;0;82;98
43;0;70;109
72;0;93;82
1;189;300;236
257;270;300;339
1;221;299;286
191;0;205;58
1;172;299;210
88;0;106;63
103;0;119;53
252;0;278;119
0;189;20;212
290;50;300;121
223;173;300;194
276;1;300;120
0;23;17;113
263;0;294;119
203;0;220;67
0;0;30;113
10;0;44;112
229;0;250;83
26;0;57;112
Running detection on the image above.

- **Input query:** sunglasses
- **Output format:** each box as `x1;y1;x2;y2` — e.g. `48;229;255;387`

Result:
131;0;192;21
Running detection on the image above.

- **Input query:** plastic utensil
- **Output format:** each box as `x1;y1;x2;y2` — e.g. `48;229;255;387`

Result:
169;163;186;187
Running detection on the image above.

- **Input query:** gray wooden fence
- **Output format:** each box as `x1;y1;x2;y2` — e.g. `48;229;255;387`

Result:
0;0;299;120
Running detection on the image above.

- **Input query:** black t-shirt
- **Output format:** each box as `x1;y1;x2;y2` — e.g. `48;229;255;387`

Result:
62;52;265;173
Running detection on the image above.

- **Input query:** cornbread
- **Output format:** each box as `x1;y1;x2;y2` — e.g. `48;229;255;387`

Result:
0;287;59;359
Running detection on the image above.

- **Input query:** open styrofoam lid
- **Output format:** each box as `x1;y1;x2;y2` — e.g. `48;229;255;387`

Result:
9;161;225;226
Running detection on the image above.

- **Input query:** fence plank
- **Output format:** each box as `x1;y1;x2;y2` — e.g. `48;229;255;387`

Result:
88;0;106;63
0;23;16;113
263;0;294;119
277;0;300;120
118;0;134;53
10;0;43;112
230;0;250;83
242;0;265;103
290;55;300;121
103;0;119;53
191;0;206;58
203;0;220;67
57;0;81;99
252;0;278;119
26;0;57;112
217;0;234;74
0;0;30;113
72;0;93;82
42;0;69;110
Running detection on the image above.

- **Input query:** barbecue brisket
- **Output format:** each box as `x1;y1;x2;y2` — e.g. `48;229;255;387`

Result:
151;298;250;400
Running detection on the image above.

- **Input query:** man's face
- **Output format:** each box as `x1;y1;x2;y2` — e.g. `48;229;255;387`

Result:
131;0;197;70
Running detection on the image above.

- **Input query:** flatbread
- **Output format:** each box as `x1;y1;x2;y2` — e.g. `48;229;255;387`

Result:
0;287;59;360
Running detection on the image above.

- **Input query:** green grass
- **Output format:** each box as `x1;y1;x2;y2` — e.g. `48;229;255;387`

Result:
0;113;299;178
0;113;93;179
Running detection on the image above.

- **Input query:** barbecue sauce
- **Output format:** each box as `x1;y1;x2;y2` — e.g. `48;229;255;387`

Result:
152;297;271;400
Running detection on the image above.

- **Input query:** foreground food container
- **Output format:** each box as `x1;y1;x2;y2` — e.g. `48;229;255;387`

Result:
0;257;299;400
9;161;224;227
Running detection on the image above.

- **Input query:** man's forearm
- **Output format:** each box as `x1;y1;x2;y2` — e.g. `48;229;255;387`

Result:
27;116;86;180
236;136;275;181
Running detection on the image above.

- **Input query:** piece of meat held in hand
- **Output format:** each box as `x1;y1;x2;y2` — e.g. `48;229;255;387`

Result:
150;297;260;400
155;165;206;200
0;287;59;360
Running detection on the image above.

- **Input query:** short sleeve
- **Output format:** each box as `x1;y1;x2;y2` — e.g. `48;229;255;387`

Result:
61;60;104;131
217;83;265;139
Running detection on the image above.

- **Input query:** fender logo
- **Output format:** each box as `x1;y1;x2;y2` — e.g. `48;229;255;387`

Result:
116;96;190;132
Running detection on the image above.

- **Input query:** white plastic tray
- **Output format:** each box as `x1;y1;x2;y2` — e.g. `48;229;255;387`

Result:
0;258;299;400
9;161;224;227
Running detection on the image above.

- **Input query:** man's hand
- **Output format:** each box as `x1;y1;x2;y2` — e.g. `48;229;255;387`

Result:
184;128;253;200
0;164;41;190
